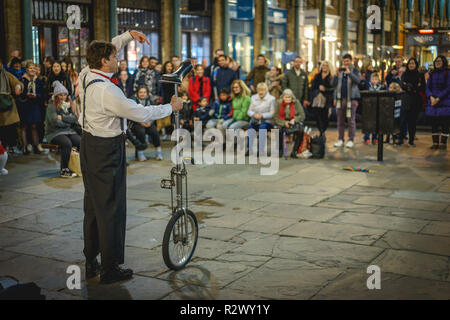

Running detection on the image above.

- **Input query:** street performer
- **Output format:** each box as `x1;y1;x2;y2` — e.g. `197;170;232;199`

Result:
78;30;183;284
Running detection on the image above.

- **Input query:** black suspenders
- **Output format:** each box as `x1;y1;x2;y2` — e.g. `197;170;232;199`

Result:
82;75;125;132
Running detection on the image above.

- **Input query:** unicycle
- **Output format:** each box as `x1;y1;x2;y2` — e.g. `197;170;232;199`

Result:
159;60;198;270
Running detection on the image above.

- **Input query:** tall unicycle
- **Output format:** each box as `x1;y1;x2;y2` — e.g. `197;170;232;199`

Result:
159;60;198;270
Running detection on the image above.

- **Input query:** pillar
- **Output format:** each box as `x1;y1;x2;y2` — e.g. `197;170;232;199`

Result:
319;0;326;60
261;0;268;55
223;0;230;55
394;0;400;50
295;0;301;56
173;0;180;57
109;0;117;40
21;0;32;60
342;0;348;53
419;0;425;26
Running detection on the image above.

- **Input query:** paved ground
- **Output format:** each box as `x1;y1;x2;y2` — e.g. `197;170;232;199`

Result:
0;129;449;300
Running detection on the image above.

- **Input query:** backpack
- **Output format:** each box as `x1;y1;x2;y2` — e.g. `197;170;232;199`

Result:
0;276;45;300
310;135;326;159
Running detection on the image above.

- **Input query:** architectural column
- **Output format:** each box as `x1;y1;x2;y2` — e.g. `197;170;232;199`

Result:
109;0;117;40
418;0;425;26
428;0;436;27
261;0;268;55
407;0;414;26
394;0;400;50
223;0;230;55
173;0;181;57
295;0;301;56
319;0;326;60
161;0;173;62
21;0;33;60
342;0;348;52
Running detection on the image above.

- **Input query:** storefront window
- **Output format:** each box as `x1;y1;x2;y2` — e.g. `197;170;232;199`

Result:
181;14;211;65
118;8;160;73
229;19;253;78
267;8;287;68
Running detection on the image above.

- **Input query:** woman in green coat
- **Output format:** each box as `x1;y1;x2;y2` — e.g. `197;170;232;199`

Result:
222;80;251;131
274;89;305;158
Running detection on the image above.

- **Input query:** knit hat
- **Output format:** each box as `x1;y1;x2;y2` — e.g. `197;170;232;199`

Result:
52;81;68;98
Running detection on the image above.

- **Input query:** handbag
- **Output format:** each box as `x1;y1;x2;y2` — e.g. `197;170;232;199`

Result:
285;122;302;134
312;92;326;108
0;94;13;112
68;148;82;177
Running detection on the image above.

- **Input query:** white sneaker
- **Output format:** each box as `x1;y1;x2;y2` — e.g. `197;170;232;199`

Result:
137;151;147;162
27;144;32;152
0;168;8;175
346;140;354;148
334;140;344;147
37;144;44;152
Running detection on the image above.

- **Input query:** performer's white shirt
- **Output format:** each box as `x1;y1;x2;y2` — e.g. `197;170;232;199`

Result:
78;31;172;138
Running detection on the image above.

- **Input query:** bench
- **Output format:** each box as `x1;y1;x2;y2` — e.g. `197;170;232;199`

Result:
41;144;60;151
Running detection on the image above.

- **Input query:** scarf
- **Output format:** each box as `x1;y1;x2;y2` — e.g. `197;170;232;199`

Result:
335;67;352;117
279;101;295;120
0;67;10;94
26;76;36;95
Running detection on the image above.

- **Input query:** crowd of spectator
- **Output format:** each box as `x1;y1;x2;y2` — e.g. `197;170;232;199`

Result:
0;48;448;177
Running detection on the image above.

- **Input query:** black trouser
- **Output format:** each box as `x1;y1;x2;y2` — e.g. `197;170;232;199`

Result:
132;122;160;147
312;107;329;135
80;131;127;269
279;125;304;155
51;134;80;170
431;116;449;135
0;123;18;147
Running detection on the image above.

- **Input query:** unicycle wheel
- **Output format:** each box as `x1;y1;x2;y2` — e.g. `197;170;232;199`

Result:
162;209;198;270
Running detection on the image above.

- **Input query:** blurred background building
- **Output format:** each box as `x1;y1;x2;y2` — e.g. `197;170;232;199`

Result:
1;0;449;76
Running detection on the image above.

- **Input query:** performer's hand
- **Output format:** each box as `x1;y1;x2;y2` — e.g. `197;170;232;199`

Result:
170;96;183;112
130;30;150;45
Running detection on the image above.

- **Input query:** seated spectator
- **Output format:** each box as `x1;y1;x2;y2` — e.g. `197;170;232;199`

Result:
222;80;251;130
8;57;25;80
266;66;283;100
274;89;305;158
211;55;238;100
17;62;44;155
193;96;211;127
131;86;163;161
188;64;212;111
363;72;385;145
206;88;232;129
44;81;79;178
179;91;193;132
118;70;134;98
0;140;8;175
247;82;275;156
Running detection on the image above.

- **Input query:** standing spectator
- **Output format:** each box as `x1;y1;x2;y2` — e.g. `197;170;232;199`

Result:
228;56;241;80
206;88;232;129
333;53;361;148
7;50;21;68
266;66;283;100
9;57;25;80
171;56;180;69
222;80;251;130
310;60;335;136
282;56;310;114
118;70;134;98
47;61;73;98
114;60;131;79
44;81;80;178
43;57;55;78
274;89;305;158
399;57;425;147
245;54;270;93
188;64;211;111
205;49;224;78
247;82;275;156
155;63;163;74
0;140;8;175
363;72;384;145
211;55;238;101
65;60;79;98
179;91;193;132
35;63;49;146
386;55;404;86
17;62;44;154
158;61;175;138
426;55;449;150
133;56;158;102
131;86;164;161
0;59;23;154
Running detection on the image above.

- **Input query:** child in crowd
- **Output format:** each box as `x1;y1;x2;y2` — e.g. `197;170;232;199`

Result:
0;140;8;175
131;86;163;161
193;96;211;127
364;72;384;145
179;91;193;132
387;82;404;145
206;88;232;129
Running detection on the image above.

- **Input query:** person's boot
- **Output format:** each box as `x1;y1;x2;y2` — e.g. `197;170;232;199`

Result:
430;135;440;150
100;265;133;284
32;145;41;154
85;258;101;279
440;135;448;150
291;134;302;159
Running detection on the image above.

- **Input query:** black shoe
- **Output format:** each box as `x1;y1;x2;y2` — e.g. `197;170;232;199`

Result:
85;259;101;279
290;151;298;159
23;147;30;155
33;145;41;154
100;265;133;284
430;144;439;150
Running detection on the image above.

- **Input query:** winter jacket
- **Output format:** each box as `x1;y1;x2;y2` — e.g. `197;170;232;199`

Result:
45;101;78;142
311;73;335;108
118;78;134;98
282;68;309;103
212;97;232;120
231;95;251;122
332;66;361;100
245;65;270;89
265;72;283;99
274;99;305;127
133;67;158;97
188;75;212;111
212;67;238;99
248;92;275;123
0;67;23;127
426;68;450;117
193;105;211;124
180;100;193;121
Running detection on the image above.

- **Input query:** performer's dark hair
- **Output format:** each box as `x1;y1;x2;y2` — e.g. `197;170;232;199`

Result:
87;40;117;70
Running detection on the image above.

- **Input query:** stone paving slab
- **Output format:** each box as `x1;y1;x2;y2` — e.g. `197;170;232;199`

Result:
420;221;450;237
280;221;386;245
341;185;394;197
246;192;328;206
315;201;378;213
390;190;450;203
227;258;343;299
0;205;42;224
330;212;428;233
256;204;342;222
354;196;448;212
237;216;297;234
313;270;450;300
194;238;240;260
373;231;450;256
3;207;84;233
0;226;46;248
373;207;450;222
202;212;259;229
125;220;168;250
215;253;272;268
163;286;265;300
372;249;449;282
197;226;244;242
0;250;20;262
